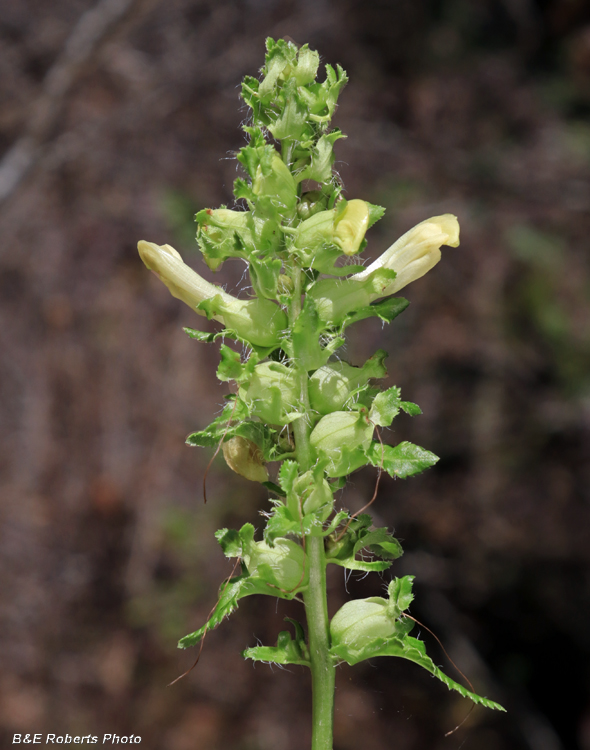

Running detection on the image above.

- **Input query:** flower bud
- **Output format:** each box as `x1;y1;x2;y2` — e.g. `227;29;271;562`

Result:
293;470;334;518
330;597;396;648
238;362;299;425
138;240;287;348
309;350;387;415
330;577;415;649
293;199;370;268
196;208;251;270
306;215;459;324
244;536;307;592
353;214;460;296
310;411;373;477
222;436;269;483
253;152;298;218
297;190;328;221
333;199;370;256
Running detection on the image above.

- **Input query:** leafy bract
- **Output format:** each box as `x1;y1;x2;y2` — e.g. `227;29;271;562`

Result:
243;618;310;667
331;633;505;710
325;514;403;572
366;440;439;478
185;398;283;463
308;268;398;326
178;573;252;648
369;386;402;427
264;505;320;544
216;344;258;383
217;523;308;593
401;401;422;416
288;296;344;370
329;576;505;711
179;523;309;645
183;326;278;359
340;296;409;329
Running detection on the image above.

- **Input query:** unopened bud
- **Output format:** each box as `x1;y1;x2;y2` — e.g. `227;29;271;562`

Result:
310;411;373;477
293;470;334;518
238;362;299;425
333;199;370;256
253;152;298;218
222;436;269;483
309;350;387;415
330;597;396;648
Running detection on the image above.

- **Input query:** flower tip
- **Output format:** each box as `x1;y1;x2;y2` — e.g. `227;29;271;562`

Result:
137;239;155;268
138;239;183;268
434;214;460;248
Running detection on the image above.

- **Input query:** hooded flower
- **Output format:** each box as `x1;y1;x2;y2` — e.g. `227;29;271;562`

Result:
138;240;287;348
307;214;460;325
352;214;460;296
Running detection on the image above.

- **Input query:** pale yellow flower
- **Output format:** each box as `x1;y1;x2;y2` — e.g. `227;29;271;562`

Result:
138;240;287;348
354;214;460;297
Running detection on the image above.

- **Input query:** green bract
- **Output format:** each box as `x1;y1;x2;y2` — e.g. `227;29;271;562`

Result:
238;362;300;425
310;410;374;477
309;350;388;415
138;36;502;750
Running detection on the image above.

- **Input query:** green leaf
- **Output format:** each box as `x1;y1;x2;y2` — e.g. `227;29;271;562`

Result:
366;440;439;478
290;296;344;370
296;130;346;184
217;523;308;592
216;345;258;383
330;633;505;710
185;400;282;463
178;563;304;648
268;79;308;141
215;527;243;558
264;504;327;545
278;460;299;495
178;573;251;648
258;38;297;98
293;45;320;85
243;618;310;667
367;203;386;228
326;514;403;571
369;386;401;427
400;401;422;416
328;575;505;711
183;326;277;360
387;575;415;615
249;255;282;299
340;296;409;329
183;327;218;343
262;480;285;497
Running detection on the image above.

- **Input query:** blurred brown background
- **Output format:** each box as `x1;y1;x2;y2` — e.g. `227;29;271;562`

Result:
1;1;590;748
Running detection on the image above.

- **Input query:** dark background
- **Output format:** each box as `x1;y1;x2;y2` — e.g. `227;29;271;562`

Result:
1;1;590;748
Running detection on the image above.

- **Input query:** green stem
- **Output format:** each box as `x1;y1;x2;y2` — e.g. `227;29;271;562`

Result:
289;265;335;750
304;536;335;750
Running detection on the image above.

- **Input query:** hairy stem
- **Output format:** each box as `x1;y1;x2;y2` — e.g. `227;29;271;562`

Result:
289;264;335;750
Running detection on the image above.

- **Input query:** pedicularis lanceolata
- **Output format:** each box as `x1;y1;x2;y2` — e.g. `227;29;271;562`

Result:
138;38;504;750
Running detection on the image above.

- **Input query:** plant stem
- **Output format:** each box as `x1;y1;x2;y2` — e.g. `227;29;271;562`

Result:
304;535;335;750
289;264;335;750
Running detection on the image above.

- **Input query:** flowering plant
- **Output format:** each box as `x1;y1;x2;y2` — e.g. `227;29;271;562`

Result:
139;38;503;749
